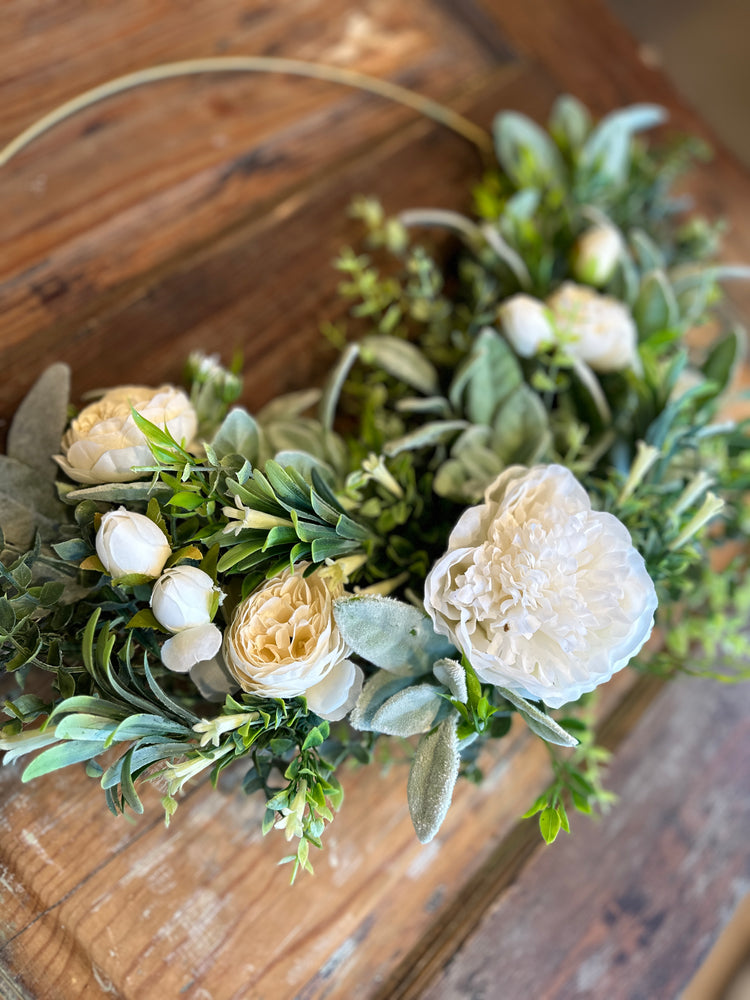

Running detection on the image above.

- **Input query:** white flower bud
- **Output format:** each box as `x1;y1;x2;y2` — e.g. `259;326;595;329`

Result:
150;566;222;632
572;225;623;287
95;508;171;580
55;384;197;484
498;295;555;358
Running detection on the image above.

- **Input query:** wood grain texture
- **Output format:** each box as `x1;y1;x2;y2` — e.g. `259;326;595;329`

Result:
421;672;750;1000
1;1;749;998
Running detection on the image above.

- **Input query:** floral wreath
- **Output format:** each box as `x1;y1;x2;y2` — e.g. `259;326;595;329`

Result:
1;59;749;881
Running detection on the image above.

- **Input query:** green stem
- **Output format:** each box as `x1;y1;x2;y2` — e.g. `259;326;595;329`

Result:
0;56;493;169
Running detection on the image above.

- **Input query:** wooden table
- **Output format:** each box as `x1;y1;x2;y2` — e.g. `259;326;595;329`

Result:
1;2;749;998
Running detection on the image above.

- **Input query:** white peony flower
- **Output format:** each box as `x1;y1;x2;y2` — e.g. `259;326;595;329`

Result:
423;464;657;708
95;507;171;580
498;295;555;358
571;224;623;287
547;282;639;373
151;566;224;675
55;385;197;484
223;565;364;721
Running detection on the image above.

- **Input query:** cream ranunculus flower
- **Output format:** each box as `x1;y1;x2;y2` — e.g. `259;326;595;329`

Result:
55;385;197;484
151;566;224;675
223;565;364;721
547;282;639;373
423;464;657;709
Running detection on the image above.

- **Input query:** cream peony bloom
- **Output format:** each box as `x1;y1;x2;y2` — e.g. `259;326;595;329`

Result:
547;282;639;373
423;464;657;708
223;565;363;721
55;385;197;484
95;507;171;580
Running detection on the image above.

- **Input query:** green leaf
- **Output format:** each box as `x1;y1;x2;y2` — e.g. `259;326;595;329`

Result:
432;659;467;702
539;806;562;844
634;270;678;335
491;385;549;465
579;104;667;185
497;687;579;747
319;343;360;431
334;596;456;676
493;111;565;187
383;420;468;458
407;716;460;844
302;724;328;751
125;609;163;631
211;408;260;462
449;327;522;426
359;335;440;395
66;482;171;504
702;331;739;394
349;671;415;731
549;94;591;153
22;740;109;781
167;492;204;511
370;684;444;737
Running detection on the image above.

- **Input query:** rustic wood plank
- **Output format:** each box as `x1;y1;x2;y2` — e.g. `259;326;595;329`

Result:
1;1;749;997
421;671;750;1000
0;0;513;423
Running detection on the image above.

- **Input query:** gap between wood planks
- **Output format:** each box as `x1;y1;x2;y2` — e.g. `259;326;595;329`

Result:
374;672;667;1000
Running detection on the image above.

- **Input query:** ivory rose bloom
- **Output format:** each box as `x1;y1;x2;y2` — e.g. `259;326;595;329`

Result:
423;465;657;708
95;507;171;580
547;282;639;373
56;385;197;484
151;566;224;675
223;566;363;721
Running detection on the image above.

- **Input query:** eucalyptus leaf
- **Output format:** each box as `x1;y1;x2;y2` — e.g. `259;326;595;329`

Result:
370;683;444;737
256;388;321;423
333;596;456;676
7;364;70;478
497;687;579;747
702;331;739;394
407;715;460;844
360;335;440;395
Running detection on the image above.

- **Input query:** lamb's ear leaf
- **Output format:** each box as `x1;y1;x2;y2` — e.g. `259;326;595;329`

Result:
333;596;455;676
370;684;444;737
407;715;460;844
497;687;579;747
7;364;71;479
349;671;414;732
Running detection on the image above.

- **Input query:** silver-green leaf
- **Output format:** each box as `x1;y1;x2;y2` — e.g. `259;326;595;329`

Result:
498;687;579;748
370;684;444;737
407;715;460;844
333;595;456;676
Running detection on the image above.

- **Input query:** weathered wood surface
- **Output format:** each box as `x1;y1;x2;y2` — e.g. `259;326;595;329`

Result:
1;1;749;998
421;673;750;1000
